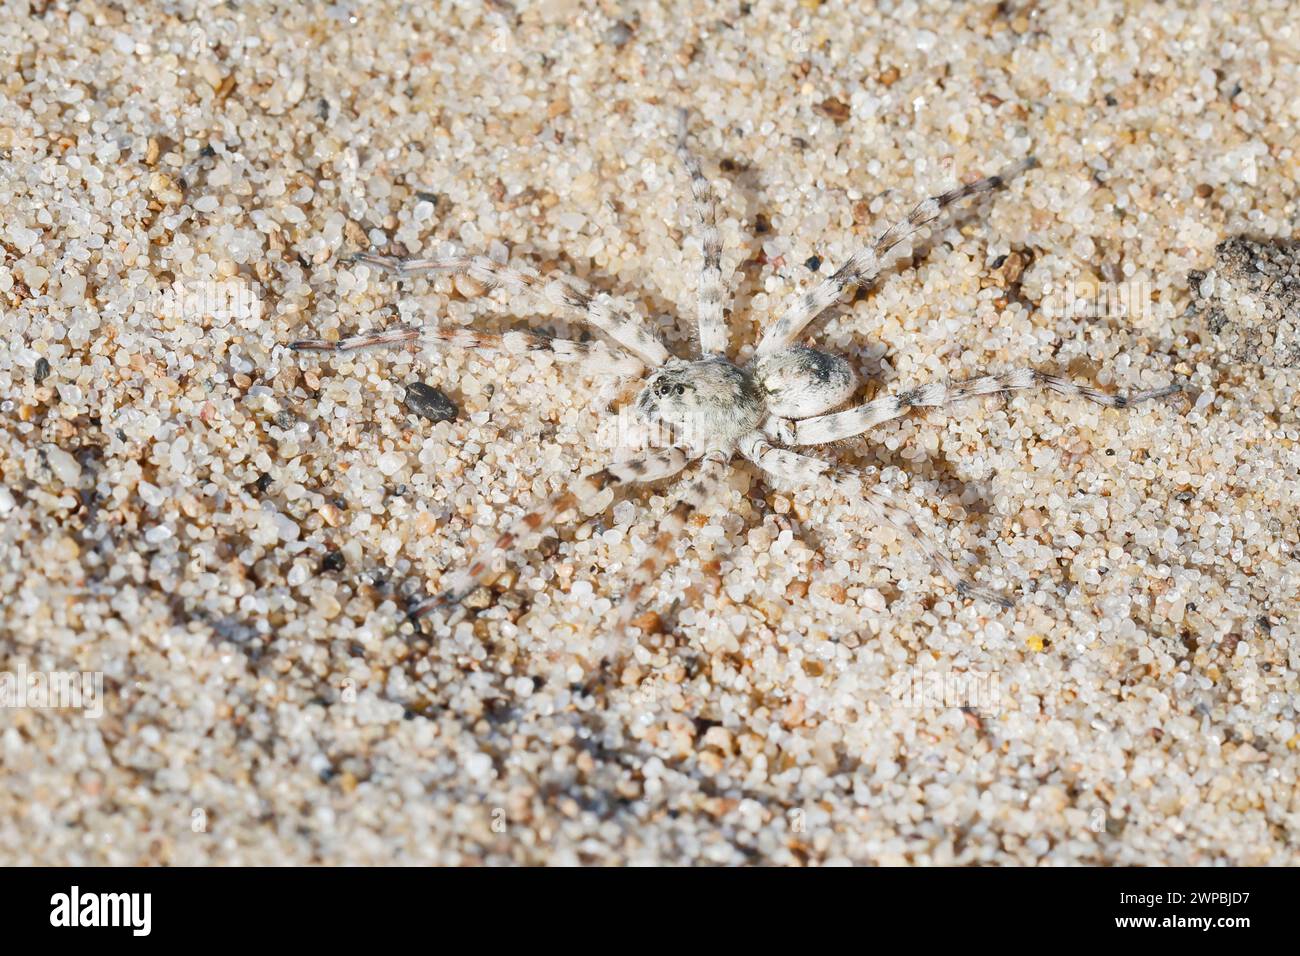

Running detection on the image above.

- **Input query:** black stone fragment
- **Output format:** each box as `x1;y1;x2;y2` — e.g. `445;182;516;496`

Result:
403;382;458;423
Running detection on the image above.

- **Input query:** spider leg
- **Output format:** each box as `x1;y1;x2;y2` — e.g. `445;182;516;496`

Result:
754;157;1037;358
767;368;1182;445
289;326;422;353
351;251;670;367
739;433;1012;608
290;324;643;377
431;327;644;376
675;111;729;357
614;448;730;632
410;446;695;620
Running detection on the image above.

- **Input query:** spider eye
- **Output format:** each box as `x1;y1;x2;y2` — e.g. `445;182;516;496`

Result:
674;384;685;396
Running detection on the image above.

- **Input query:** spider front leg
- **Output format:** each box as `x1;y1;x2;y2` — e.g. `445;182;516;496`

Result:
768;368;1182;445
739;434;1013;608
755;157;1037;358
289;326;423;354
410;446;696;620
290;323;643;377
351;250;670;368
675;111;729;357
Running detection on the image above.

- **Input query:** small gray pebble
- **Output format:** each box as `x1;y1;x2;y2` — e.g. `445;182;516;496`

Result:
34;357;51;384
606;21;634;46
404;382;458;423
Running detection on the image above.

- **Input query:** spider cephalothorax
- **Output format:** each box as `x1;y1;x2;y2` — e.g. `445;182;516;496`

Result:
636;357;764;450
635;348;858;455
291;111;1180;629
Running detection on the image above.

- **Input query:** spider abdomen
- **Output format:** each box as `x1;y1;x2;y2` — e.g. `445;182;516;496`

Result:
750;346;857;419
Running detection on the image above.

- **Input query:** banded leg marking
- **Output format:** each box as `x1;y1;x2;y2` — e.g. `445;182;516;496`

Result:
755;157;1037;357
675;111;729;357
773;368;1181;446
352;250;669;367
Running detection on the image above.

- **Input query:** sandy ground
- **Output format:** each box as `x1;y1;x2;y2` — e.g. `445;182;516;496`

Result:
2;0;1298;864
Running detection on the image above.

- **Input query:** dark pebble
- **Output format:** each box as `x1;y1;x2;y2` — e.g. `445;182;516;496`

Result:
320;550;346;573
606;21;634;46
816;97;851;123
804;255;822;272
34;357;51;384
404;382;458;423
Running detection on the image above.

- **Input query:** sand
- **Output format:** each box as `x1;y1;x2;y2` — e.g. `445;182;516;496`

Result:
1;0;1297;864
